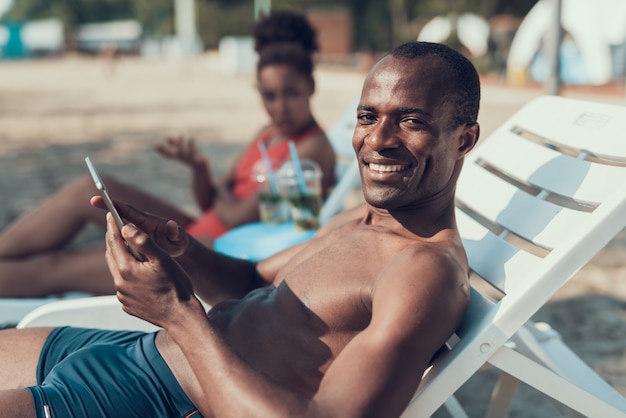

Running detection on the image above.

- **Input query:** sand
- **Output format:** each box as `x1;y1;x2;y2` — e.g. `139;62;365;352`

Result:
0;53;624;417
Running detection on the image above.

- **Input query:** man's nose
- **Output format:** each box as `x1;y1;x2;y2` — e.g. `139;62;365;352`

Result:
364;119;400;151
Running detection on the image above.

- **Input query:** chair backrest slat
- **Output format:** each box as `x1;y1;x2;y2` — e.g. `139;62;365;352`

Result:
457;162;594;251
509;97;626;162
474;129;625;204
456;209;544;294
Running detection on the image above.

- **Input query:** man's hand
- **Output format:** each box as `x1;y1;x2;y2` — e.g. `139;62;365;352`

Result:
90;196;189;258
103;212;205;327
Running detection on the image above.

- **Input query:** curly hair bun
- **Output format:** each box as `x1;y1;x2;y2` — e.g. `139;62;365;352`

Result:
253;10;318;55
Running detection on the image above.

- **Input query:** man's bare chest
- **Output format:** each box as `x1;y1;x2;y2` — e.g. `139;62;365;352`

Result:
275;228;410;331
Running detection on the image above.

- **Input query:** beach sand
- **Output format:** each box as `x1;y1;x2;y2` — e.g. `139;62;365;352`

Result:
0;53;624;416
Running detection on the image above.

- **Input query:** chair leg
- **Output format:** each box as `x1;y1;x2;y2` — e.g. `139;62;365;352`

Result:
488;345;626;417
560;408;587;418
485;368;596;418
485;372;519;418
443;395;470;418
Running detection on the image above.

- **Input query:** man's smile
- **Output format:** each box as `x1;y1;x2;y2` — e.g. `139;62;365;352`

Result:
368;162;410;173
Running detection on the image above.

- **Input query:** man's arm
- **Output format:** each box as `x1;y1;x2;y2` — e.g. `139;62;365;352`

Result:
93;197;274;304
107;218;469;417
308;245;470;416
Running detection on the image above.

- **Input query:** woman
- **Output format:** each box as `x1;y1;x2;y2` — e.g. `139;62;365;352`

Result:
0;10;335;297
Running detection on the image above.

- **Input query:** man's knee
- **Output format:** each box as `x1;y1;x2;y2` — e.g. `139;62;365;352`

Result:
0;388;38;417
0;327;53;389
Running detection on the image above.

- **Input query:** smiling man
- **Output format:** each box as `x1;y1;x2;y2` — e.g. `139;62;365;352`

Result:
0;41;480;418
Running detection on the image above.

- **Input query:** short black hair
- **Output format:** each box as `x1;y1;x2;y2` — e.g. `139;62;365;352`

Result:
253;10;318;82
391;42;480;127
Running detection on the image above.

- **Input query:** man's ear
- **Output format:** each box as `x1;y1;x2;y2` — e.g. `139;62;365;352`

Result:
457;123;480;158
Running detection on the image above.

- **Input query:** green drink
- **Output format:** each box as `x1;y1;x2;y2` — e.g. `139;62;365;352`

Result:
258;191;290;224
284;192;322;231
278;159;323;231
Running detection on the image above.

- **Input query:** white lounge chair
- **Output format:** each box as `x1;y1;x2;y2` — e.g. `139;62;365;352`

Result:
17;95;626;417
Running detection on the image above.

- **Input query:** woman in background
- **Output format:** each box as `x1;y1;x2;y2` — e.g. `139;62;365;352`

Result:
0;10;335;297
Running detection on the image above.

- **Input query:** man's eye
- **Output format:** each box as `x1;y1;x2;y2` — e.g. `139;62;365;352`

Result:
402;117;425;127
357;113;376;124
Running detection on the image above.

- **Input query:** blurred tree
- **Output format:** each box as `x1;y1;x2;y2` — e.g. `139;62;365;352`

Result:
4;0;130;26
481;0;535;17
131;0;174;39
350;0;392;51
2;0;174;40
196;0;255;48
387;0;412;46
371;0;534;51
1;0;538;52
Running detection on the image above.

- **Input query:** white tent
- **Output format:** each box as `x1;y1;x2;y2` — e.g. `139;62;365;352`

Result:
507;0;626;85
21;18;64;53
75;20;142;53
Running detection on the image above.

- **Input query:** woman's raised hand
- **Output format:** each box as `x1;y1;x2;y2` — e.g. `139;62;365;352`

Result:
155;135;207;170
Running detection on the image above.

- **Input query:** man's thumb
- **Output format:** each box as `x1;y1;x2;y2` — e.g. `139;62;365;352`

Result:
165;220;183;243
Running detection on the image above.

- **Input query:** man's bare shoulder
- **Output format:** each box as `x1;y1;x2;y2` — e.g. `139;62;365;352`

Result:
369;235;470;319
376;237;467;287
366;237;470;353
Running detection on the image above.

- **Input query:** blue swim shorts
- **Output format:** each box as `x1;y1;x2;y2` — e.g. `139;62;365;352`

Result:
26;327;201;418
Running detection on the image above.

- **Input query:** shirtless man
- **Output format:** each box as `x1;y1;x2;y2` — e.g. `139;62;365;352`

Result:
0;41;480;417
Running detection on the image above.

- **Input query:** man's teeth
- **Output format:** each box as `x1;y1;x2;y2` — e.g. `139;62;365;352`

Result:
369;163;407;173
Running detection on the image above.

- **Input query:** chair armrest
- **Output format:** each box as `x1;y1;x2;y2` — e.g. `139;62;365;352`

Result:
17;295;160;332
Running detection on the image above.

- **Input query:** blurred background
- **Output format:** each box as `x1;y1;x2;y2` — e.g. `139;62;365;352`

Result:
1;2;625;416
1;0;625;91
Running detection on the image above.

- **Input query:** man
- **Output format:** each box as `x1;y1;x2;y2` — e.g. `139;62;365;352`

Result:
0;41;480;417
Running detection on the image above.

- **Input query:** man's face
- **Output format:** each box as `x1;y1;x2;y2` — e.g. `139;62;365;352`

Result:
353;55;467;210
